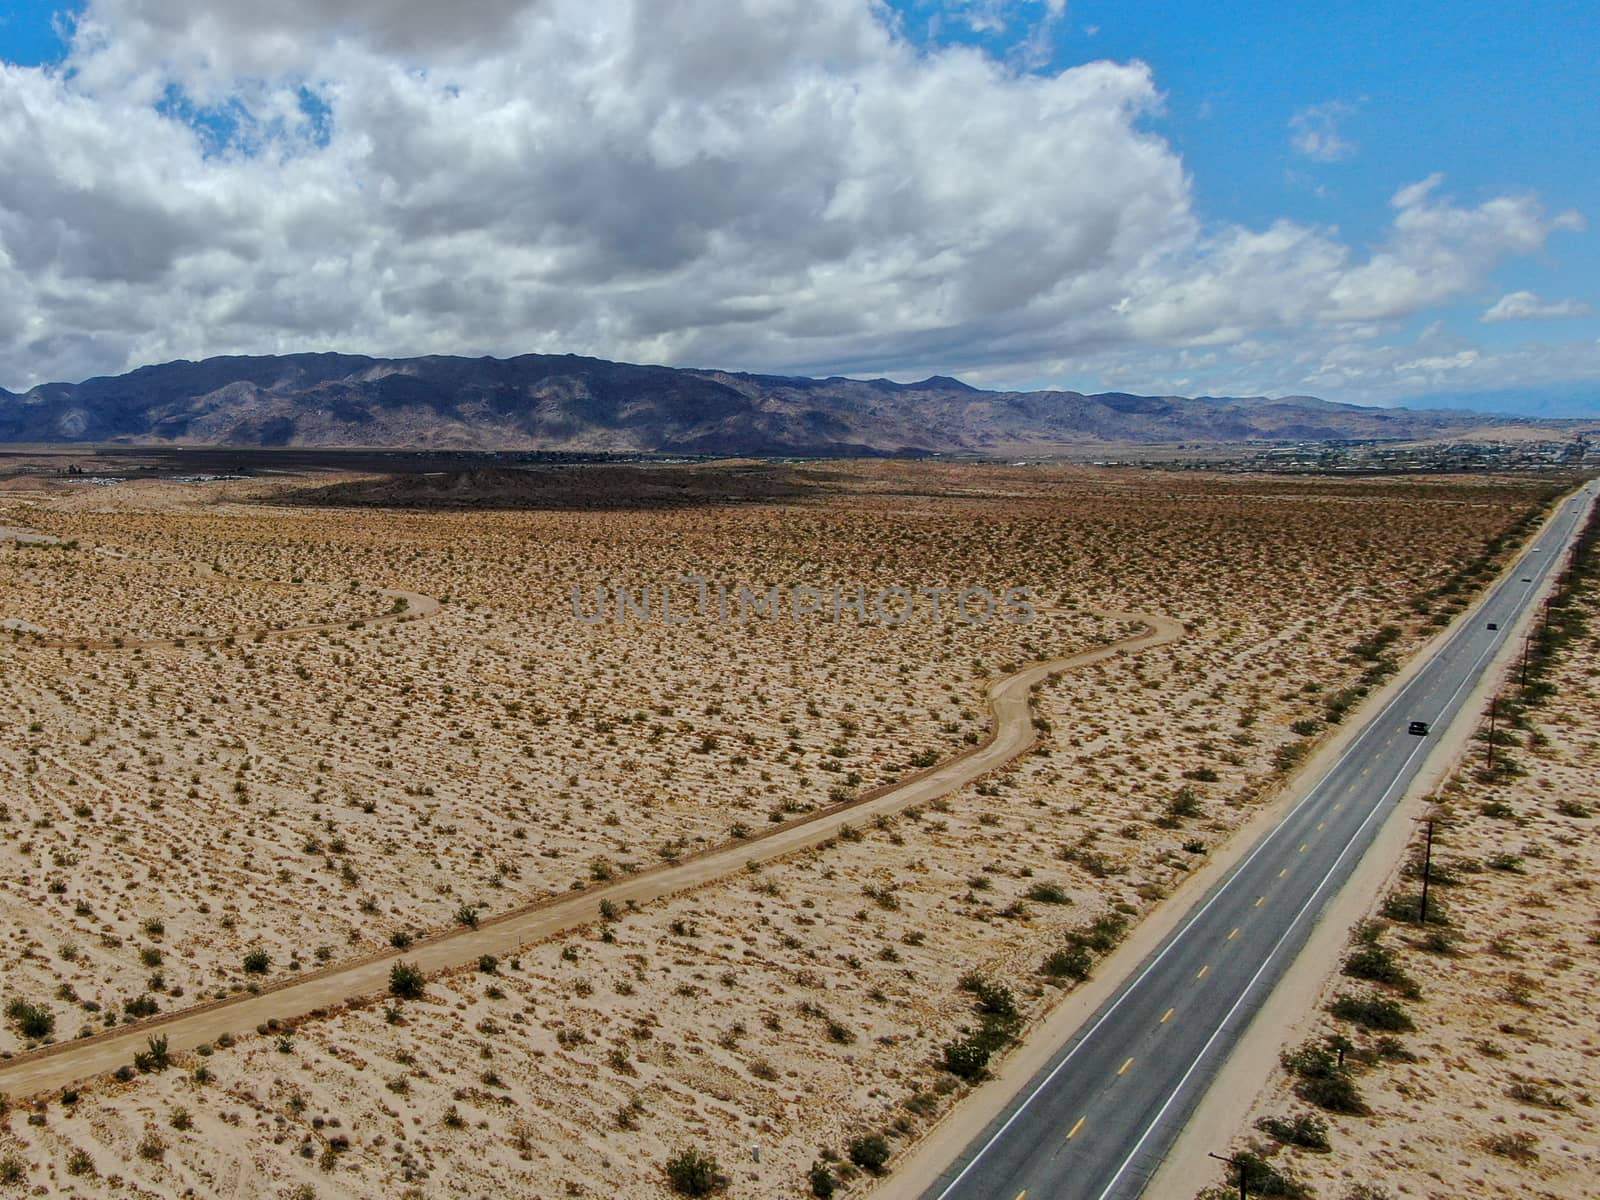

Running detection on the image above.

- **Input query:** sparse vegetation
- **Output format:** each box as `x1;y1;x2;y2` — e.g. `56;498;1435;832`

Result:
664;1145;725;1196
0;465;1568;1197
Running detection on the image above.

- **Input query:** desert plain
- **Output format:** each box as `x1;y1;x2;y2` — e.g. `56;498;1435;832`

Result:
0;458;1583;1198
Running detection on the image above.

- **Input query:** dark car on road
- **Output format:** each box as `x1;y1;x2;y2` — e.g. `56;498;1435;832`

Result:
1408;720;1430;736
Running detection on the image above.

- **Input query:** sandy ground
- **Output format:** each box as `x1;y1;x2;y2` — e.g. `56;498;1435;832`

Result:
0;463;1573;1197
0;607;1180;1100
1188;541;1600;1200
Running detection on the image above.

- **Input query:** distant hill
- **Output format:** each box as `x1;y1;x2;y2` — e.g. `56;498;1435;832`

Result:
0;352;1579;455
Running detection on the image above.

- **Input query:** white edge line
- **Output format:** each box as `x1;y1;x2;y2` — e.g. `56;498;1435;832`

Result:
930;504;1581;1200
1093;603;1508;1200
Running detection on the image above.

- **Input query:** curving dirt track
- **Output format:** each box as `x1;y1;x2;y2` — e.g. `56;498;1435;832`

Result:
0;607;1183;1100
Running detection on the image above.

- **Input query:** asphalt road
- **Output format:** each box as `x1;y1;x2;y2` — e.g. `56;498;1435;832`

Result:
922;485;1596;1200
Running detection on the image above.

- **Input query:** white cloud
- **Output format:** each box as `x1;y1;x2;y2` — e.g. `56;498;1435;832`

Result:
925;1;1066;36
0;0;1590;406
1482;290;1594;322
1289;100;1357;163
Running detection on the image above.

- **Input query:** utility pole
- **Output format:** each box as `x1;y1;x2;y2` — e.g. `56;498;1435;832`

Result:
1207;1151;1248;1200
1412;814;1437;924
1486;694;1499;770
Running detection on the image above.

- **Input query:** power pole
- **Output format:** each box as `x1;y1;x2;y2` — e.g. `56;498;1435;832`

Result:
1486;695;1499;770
1415;816;1436;924
1207;1151;1248;1200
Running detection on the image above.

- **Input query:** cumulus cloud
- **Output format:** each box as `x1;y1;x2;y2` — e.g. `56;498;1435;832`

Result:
1482;290;1594;322
1118;174;1580;341
1289;100;1357;163
0;0;1590;404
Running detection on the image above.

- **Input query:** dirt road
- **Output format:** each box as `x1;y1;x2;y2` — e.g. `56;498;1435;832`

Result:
0;608;1182;1099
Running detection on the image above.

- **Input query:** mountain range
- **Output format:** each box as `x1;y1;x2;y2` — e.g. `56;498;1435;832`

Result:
0;353;1580;455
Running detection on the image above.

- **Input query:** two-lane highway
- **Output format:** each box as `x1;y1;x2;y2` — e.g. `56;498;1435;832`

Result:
922;485;1595;1200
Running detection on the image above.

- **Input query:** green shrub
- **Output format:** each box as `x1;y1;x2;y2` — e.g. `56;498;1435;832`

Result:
1379;893;1449;925
1042;944;1093;981
1281;1039;1367;1114
1375;1036;1417;1062
388;961;426;1000
1273;741;1309;772
848;1134;891;1174
1025;881;1072;904
1299;1072;1367;1115
1323;687;1365;723
809;1162;838;1198
1234;1150;1312;1198
972;980;1017;1019
664;1146;724;1197
132;1035;171;1073
1167;787;1204;819
1482;1130;1539;1161
242;947;271;974
1329;992;1414;1032
1070;913;1128;953
941;1037;991;1081
1281;1040;1337;1078
1420;929;1458;955
4;999;54;1040
1256;1111;1331;1151
1341;944;1417;995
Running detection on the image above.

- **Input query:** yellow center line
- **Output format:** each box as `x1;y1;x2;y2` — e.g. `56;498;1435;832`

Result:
1228;927;1239;940
1255;896;1266;907
1278;868;1288;878
1161;1007;1175;1024
1196;964;1210;980
1333;802;1343;810
1014;1192;1027;1200
1316;822;1326;831
1067;1117;1086;1140
1118;1057;1135;1076
1298;843;1308;853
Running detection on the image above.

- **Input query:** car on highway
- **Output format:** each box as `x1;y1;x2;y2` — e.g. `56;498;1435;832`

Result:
1408;720;1430;736
1487;622;1499;630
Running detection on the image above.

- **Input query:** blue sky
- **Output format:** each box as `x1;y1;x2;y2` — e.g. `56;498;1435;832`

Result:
0;1;67;65
895;0;1599;346
1;0;1596;410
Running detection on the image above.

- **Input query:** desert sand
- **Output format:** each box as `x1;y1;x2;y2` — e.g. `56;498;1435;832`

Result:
0;461;1573;1197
